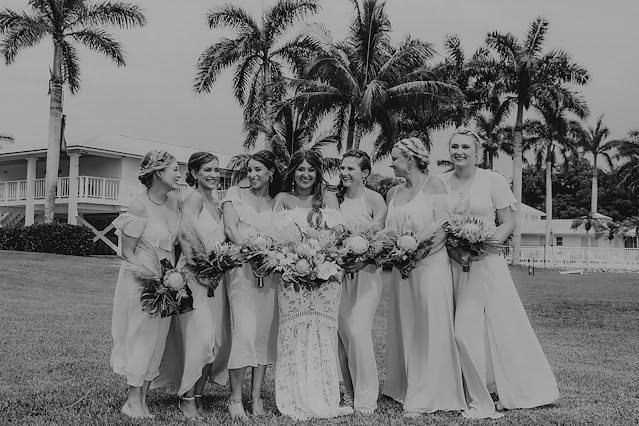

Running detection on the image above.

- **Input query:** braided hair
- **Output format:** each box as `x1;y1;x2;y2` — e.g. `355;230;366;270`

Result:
336;150;372;205
394;137;430;172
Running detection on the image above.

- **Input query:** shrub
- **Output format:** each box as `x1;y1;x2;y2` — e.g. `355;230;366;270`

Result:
0;223;95;256
365;172;403;200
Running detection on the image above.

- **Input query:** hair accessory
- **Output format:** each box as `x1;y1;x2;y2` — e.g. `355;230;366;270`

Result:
139;150;173;178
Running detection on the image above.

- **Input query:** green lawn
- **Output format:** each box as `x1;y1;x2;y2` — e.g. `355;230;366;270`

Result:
1;250;638;426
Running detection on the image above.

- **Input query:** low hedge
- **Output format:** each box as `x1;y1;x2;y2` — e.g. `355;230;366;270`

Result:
0;223;95;256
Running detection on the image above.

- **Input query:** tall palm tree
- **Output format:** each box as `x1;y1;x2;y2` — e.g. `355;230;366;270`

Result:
571;211;607;264
614;130;639;195
473;99;515;169
524;92;589;251
486;17;590;263
576;115;617;213
194;0;319;150
0;0;146;223
289;0;460;155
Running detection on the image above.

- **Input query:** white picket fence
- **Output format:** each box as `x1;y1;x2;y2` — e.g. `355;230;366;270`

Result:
503;246;639;271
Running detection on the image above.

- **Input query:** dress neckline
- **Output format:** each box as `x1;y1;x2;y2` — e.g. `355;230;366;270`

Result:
391;177;430;208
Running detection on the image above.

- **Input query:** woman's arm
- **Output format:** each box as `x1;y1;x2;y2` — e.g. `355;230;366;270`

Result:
178;192;204;264
493;207;515;244
120;199;148;265
367;190;388;228
323;190;340;210
222;200;244;245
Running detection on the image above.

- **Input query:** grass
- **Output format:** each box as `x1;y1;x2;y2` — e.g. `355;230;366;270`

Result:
0;250;638;426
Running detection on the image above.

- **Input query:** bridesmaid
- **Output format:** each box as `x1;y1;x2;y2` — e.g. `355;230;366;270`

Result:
111;150;182;418
336;150;386;413
441;127;559;419
222;150;282;420
153;152;232;418
382;138;466;417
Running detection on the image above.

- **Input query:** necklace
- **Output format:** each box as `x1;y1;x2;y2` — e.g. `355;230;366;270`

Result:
147;191;167;206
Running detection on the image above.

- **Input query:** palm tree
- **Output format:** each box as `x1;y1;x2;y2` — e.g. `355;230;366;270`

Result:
0;0;146;223
194;0;320;150
524;92;589;252
576;115;617;213
0;133;14;145
571;211;607;264
486;17;590;263
289;0;460;155
605;221;620;247
620;215;639;249
473;100;515;169
615;130;639;195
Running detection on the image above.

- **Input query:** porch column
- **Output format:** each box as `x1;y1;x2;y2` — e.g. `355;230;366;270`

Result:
67;153;81;224
24;157;37;225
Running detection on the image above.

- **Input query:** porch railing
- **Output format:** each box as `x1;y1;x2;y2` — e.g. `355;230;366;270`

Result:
0;176;120;202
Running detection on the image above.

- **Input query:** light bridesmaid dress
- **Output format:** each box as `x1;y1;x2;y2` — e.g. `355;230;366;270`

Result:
151;205;232;395
382;179;466;414
338;189;384;413
440;168;559;419
111;193;180;386
222;186;278;370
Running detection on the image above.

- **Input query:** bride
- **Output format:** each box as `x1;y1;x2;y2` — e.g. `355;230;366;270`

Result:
272;149;353;420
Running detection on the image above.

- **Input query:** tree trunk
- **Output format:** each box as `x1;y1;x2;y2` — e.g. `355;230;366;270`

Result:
345;106;356;152
511;101;525;265
352;125;363;151
44;42;64;223
262;59;272;151
545;156;553;255
591;156;598;213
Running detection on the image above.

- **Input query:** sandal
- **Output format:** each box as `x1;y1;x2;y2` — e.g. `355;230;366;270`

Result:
228;399;249;421
194;394;204;414
250;398;266;416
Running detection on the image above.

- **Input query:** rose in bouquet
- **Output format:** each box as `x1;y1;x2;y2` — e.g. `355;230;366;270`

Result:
446;213;502;272
375;225;444;279
276;226;343;292
336;223;384;279
124;239;194;317
182;224;243;296
240;233;280;288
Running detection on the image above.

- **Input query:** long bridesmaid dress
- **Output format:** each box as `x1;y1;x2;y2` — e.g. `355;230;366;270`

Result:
440;168;558;419
222;186;278;371
338;189;383;413
151;206;232;394
382;180;466;414
111;194;180;386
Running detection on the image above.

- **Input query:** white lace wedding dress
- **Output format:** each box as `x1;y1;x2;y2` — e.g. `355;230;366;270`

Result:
274;207;353;420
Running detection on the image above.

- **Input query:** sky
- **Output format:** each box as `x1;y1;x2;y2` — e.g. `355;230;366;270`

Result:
1;0;638;179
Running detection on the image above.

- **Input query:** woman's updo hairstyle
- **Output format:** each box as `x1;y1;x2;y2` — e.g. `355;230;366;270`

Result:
138;150;176;188
250;150;283;198
186;151;219;188
394;137;430;172
336;150;372;205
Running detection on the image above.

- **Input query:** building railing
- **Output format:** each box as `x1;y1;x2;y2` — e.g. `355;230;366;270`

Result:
0;176;120;202
504;245;639;270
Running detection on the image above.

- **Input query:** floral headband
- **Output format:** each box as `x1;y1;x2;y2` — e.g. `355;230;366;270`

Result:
138;150;174;178
395;137;429;163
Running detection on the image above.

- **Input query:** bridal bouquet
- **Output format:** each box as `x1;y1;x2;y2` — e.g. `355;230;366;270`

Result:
336;223;384;279
240;233;280;288
124;239;194;317
446;213;502;272
181;224;243;296
376;221;446;280
276;226;343;292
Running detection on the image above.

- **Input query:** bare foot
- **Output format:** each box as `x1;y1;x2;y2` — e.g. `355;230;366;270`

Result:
121;401;146;419
195;395;205;416
180;397;202;419
142;401;155;419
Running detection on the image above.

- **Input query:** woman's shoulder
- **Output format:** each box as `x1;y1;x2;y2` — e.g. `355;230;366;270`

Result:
127;197;149;218
385;184;401;204
182;190;204;213
424;175;446;194
364;187;386;208
322;190;339;208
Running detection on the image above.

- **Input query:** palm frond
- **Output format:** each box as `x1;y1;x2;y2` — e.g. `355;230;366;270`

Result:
207;4;259;34
194;38;246;94
59;39;80;93
0;13;47;64
69;2;146;30
264;0;319;42
227;153;251;185
69;27;125;66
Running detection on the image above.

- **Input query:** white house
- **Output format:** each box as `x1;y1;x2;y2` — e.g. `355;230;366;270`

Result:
0;134;234;253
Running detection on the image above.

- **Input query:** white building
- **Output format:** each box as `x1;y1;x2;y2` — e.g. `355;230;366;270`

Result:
0;134;234;253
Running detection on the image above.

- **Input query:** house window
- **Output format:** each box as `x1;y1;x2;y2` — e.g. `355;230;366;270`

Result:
539;236;545;245
555;236;563;247
591;237;598;247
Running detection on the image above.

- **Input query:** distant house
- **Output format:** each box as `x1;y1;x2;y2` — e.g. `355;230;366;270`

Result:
0;134;234;253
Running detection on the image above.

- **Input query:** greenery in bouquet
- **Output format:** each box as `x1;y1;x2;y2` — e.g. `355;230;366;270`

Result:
181;224;243;297
376;222;446;279
276;226;343;292
336;223;385;279
446;213;502;272
240;233;280;288
123;239;194;317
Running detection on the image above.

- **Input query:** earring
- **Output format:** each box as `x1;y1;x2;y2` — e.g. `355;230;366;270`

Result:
406;160;413;173
269;174;273;182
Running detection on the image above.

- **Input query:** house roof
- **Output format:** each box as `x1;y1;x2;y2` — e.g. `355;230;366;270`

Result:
0;134;235;169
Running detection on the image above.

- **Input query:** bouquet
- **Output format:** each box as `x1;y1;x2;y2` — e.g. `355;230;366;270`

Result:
124;239;194;317
376;220;446;280
240;233;280;288
336;223;384;279
446;213;502;272
181;223;243;297
275;225;343;292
